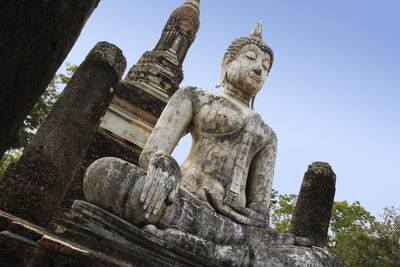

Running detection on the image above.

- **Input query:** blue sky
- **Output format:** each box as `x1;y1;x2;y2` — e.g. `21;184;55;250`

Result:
61;0;400;217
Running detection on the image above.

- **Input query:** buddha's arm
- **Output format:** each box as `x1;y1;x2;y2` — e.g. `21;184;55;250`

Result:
138;87;193;218
139;87;193;169
246;133;277;216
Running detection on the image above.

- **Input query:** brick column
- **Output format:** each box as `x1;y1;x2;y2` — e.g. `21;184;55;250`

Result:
0;42;126;226
289;162;336;247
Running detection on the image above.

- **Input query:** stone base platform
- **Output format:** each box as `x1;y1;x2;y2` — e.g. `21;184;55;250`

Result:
0;208;126;266
0;200;342;266
50;200;218;266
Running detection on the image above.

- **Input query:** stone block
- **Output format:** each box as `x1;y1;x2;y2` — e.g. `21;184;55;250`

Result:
52;129;142;223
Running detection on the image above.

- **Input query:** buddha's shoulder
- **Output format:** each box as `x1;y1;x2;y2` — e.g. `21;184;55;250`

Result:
250;112;277;144
177;86;221;100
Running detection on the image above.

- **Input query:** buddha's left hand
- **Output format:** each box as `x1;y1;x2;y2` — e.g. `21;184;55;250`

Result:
204;187;268;228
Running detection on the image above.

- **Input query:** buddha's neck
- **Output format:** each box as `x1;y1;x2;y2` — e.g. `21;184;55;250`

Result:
222;84;251;107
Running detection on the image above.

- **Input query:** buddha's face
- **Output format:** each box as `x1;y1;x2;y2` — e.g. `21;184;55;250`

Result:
225;44;271;97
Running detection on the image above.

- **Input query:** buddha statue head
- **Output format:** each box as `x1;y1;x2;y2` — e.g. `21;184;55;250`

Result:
217;20;274;107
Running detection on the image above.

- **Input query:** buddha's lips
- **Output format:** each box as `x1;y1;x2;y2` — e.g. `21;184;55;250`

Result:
249;73;261;82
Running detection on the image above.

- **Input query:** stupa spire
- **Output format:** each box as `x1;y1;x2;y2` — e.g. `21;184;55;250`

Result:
154;0;200;64
182;0;200;14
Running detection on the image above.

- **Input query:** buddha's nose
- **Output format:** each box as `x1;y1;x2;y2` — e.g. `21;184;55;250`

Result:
253;66;262;75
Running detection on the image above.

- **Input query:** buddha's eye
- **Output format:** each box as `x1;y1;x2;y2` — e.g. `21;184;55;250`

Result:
262;61;270;70
245;51;256;60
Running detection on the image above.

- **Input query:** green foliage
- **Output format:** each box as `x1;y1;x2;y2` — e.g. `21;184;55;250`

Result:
330;206;400;266
268;190;400;266
56;63;77;85
268;189;297;232
328;200;376;246
327;201;376;266
375;206;400;265
0;63;77;177
0;149;22;177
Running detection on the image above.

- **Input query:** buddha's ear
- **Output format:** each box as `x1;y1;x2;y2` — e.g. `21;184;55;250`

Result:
216;59;228;88
216;68;226;88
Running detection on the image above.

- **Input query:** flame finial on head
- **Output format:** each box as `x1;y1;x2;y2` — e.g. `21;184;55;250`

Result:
249;20;263;39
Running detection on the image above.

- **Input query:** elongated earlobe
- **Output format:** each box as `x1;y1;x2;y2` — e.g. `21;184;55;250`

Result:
216;68;226;88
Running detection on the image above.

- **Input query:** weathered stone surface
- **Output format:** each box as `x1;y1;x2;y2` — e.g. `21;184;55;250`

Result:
70;0;201;208
251;245;342;267
81;21;339;266
100;103;154;148
0;0;99;157
8;221;44;241
125;50;183;97
120;23;278;234
289;161;336;247
52;129;142;223
83;157;334;264
155;0;200;64
0;210;129;266
54;79;169;223
142;225;251;266
0;42;126;226
111;95;159;126
115;80;168;117
50;200;341;266
133;43;276;227
80;14;339;267
84;157;298;248
53;200;219;266
59;62;175;218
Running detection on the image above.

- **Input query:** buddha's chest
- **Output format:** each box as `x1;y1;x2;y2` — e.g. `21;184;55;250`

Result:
191;94;251;135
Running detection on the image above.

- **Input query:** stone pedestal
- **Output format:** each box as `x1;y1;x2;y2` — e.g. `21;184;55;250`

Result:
53;200;341;266
0;199;342;266
53;200;219;266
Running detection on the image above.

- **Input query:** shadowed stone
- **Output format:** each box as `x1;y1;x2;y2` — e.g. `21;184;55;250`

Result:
0;210;128;266
0;42;126;227
0;0;100;157
289;161;336;247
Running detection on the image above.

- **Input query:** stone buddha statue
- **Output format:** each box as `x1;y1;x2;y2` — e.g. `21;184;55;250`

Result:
139;19;276;225
83;20;343;266
84;21;301;254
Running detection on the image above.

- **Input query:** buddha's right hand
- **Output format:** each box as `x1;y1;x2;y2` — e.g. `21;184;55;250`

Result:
140;151;181;219
204;187;267;228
